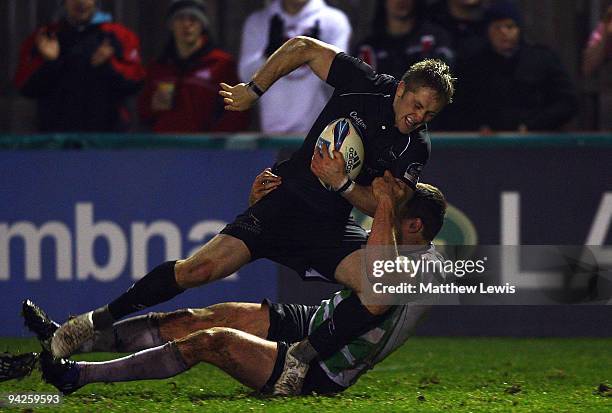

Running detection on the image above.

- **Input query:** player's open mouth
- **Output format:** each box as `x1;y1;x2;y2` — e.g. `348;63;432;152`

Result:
405;117;414;129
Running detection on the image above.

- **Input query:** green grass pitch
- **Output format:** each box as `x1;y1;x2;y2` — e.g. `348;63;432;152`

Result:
1;337;610;412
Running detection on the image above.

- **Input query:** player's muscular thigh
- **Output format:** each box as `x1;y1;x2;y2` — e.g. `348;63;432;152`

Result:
175;234;251;288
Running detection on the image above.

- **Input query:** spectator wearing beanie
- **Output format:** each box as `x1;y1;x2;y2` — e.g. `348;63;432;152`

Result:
138;0;249;133
14;0;145;132
448;0;578;132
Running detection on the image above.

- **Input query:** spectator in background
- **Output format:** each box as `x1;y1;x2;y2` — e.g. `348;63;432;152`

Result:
14;0;145;132
239;0;351;135
426;0;487;61
138;0;248;133
582;3;612;77
449;0;578;132
355;0;455;80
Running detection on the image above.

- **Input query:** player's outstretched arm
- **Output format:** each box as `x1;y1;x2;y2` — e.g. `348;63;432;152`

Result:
219;36;341;111
289;172;401;367
369;171;401;250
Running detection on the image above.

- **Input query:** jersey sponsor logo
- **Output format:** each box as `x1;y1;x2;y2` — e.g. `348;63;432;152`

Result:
403;162;423;185
349;111;367;130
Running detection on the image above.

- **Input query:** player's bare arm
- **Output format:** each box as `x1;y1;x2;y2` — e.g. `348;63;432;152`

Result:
370;171;402;250
358;171;406;315
219;36;341;111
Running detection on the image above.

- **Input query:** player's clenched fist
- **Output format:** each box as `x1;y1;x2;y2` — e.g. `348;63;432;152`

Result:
249;168;282;206
372;171;402;202
219;82;258;111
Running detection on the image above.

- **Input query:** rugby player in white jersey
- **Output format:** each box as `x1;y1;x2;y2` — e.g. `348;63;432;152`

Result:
2;170;446;396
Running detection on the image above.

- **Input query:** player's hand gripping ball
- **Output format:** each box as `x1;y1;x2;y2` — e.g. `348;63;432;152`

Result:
313;118;365;191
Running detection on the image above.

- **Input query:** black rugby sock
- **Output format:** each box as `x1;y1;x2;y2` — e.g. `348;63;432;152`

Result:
92;261;184;330
304;293;389;360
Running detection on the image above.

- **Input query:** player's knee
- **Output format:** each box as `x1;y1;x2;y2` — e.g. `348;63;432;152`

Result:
194;327;232;351
156;309;197;326
175;258;217;288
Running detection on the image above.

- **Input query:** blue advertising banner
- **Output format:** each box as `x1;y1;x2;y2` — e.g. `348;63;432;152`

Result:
0;150;278;336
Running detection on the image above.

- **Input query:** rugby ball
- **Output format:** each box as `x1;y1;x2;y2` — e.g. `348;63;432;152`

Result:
315;117;365;190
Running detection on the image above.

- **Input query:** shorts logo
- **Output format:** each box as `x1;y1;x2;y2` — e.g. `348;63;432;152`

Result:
349;111;367;130
403;162;423;185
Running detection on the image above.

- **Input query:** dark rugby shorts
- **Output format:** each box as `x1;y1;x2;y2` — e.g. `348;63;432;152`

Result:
220;185;367;282
260;299;346;395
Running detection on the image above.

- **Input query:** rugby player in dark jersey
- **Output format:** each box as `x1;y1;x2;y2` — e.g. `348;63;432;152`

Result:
40;36;455;391
8;171;447;397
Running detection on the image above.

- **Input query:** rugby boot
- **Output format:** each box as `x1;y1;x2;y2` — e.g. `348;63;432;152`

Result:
272;343;310;396
0;352;39;382
22;299;60;351
40;351;82;395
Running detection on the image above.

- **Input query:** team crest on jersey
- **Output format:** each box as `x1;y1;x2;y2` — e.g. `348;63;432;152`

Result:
403;162;423;185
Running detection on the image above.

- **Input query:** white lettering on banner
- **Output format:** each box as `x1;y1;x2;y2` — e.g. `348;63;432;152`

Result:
586;192;612;268
77;203;128;282
0;222;72;281
0;203;236;282
131;221;182;279
501;192;562;288
586;193;612;244
500;192;612;289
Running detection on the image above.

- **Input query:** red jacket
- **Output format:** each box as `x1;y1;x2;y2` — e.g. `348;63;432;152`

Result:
14;20;145;132
138;39;249;133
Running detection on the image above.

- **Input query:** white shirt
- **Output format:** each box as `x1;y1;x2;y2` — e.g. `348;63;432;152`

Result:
239;0;351;135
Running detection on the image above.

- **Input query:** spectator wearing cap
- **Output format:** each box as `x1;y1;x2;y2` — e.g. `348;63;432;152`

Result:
355;0;455;81
449;0;578;132
582;3;612;77
138;0;249;133
239;0;351;135
14;0;145;132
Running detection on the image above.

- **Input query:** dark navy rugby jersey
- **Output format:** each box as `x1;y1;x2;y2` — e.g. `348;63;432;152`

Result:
274;52;431;219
